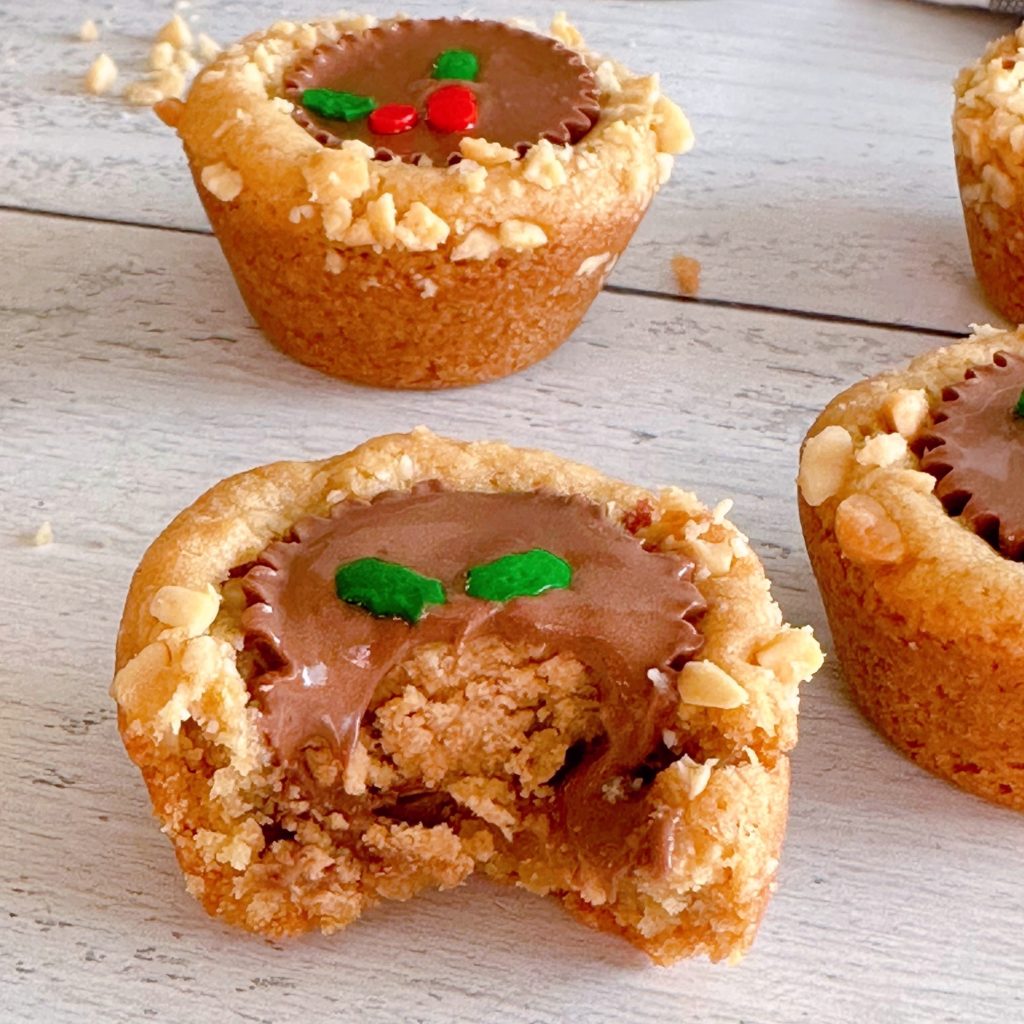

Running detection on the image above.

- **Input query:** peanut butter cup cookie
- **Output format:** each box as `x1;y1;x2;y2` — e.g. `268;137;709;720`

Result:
799;327;1024;810
112;431;820;962
954;26;1024;321
155;14;692;388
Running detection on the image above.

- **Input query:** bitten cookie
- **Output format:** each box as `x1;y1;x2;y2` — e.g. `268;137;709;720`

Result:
954;26;1024;322
155;14;692;388
799;326;1024;810
112;430;820;963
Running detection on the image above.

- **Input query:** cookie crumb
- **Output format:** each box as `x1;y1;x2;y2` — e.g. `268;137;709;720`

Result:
672;255;701;296
79;19;99;42
33;521;54;547
84;53;117;95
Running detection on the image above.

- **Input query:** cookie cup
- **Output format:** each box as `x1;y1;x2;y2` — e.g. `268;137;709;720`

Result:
160;14;691;388
954;28;1024;322
798;328;1024;810
112;430;819;962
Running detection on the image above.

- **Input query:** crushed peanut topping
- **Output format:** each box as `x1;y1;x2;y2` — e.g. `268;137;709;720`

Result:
451;227;501;262
150;584;222;636
124;81;166;106
197;33;222;62
150;41;176;71
882;389;930;439
499;220;548;251
459;138;519;167
678;661;749;710
856;432;909;469
834;494;905;565
394;203;450;252
754;627;823;686
201;162;244;202
798;425;854;507
157;13;193;51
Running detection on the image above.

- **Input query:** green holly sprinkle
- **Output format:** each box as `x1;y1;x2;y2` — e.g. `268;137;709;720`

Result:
1015;388;1024;419
432;49;479;82
335;557;446;623
302;88;377;122
465;549;572;603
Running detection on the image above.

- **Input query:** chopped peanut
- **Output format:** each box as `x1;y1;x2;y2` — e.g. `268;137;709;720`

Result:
678;661;748;709
834;494;905;565
798;425;854;507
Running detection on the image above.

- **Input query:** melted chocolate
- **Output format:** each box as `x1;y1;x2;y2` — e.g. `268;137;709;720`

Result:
918;350;1024;558
283;19;600;165
240;484;706;879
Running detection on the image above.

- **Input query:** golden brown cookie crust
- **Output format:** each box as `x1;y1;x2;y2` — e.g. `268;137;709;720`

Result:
113;430;819;962
162;14;691;387
798;327;1024;810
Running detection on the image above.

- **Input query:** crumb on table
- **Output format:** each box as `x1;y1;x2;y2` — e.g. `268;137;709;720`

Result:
84;53;117;94
33;521;53;547
81;13;218;106
672;255;701;297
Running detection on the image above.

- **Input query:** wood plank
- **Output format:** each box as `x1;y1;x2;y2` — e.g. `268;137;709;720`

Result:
3;208;1023;1023
0;0;1016;331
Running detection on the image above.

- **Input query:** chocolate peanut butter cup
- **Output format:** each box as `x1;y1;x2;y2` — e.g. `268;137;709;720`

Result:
284;19;600;165
917;351;1024;559
240;483;705;879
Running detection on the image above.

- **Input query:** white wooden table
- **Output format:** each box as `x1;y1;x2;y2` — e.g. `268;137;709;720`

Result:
4;1;1024;1021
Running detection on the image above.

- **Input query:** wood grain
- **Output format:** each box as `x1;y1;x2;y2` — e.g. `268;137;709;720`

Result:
0;0;1015;331
3;208;1024;1024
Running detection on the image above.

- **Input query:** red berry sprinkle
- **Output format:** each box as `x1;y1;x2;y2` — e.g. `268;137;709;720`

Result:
622;499;654;535
426;84;478;134
368;103;419;135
